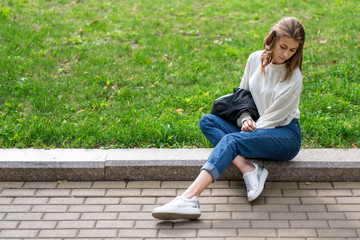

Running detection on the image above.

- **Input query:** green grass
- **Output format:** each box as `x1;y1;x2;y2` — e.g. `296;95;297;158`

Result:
0;0;359;149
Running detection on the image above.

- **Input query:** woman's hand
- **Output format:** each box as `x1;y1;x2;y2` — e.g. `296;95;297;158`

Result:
242;119;256;132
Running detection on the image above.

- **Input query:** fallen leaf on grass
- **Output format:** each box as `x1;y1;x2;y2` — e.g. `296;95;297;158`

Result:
198;107;205;116
131;43;138;49
163;54;169;61
90;20;99;25
320;38;328;44
175;109;184;115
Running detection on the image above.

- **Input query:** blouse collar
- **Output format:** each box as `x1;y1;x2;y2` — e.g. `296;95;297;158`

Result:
268;62;286;69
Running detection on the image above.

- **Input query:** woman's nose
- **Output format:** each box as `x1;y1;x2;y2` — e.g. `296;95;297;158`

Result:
283;50;289;58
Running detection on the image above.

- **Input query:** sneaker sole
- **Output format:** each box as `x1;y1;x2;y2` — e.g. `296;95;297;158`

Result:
248;168;268;202
152;211;201;220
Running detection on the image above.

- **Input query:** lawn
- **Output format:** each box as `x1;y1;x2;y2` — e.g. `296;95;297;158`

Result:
0;0;359;148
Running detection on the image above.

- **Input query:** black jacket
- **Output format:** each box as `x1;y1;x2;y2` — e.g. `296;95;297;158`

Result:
210;88;259;125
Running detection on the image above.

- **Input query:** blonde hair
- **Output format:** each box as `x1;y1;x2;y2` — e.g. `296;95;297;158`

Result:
260;17;305;81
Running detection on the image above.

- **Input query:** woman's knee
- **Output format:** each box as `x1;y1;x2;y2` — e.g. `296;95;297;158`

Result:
199;114;214;130
217;133;239;151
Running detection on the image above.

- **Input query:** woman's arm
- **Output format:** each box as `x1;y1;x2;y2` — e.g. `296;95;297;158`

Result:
256;70;302;129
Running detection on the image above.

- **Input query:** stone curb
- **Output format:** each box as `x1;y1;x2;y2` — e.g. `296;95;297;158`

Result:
0;149;359;182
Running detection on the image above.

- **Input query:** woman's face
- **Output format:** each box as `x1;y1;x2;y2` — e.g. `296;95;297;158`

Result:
272;36;300;64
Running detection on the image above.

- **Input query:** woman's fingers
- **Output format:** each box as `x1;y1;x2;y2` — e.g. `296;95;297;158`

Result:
242;119;256;132
248;120;256;131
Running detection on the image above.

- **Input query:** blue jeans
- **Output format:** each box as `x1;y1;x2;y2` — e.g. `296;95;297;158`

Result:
199;114;301;182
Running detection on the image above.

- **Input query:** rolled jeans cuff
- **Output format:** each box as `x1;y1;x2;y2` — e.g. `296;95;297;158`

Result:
201;162;221;183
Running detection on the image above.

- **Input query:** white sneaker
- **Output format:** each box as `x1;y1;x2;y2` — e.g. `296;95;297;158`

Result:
152;196;201;220
243;162;268;202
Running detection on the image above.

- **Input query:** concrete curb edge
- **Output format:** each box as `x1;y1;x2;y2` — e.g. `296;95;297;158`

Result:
0;149;359;182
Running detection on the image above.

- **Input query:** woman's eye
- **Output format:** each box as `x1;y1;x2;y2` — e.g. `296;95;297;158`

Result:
280;46;286;49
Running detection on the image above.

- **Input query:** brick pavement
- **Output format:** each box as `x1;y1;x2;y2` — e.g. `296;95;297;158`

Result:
0;181;359;239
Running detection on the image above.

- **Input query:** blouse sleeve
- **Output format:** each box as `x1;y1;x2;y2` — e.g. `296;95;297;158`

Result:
255;70;303;129
237;112;253;127
237;53;254;127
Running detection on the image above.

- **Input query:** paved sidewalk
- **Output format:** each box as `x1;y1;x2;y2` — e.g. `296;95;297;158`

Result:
0;181;359;240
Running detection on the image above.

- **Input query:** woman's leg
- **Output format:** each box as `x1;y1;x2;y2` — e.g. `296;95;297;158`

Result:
199;114;241;147
232;155;255;173
175;115;292;200
152;119;301;220
182;170;213;199
182;156;254;199
180;115;248;199
202;120;301;182
152;115;243;220
197;119;300;201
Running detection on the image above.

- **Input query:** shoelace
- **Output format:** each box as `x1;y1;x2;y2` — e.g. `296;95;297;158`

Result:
244;173;257;191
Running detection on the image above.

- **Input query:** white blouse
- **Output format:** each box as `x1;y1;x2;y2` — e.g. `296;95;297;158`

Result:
238;50;302;129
